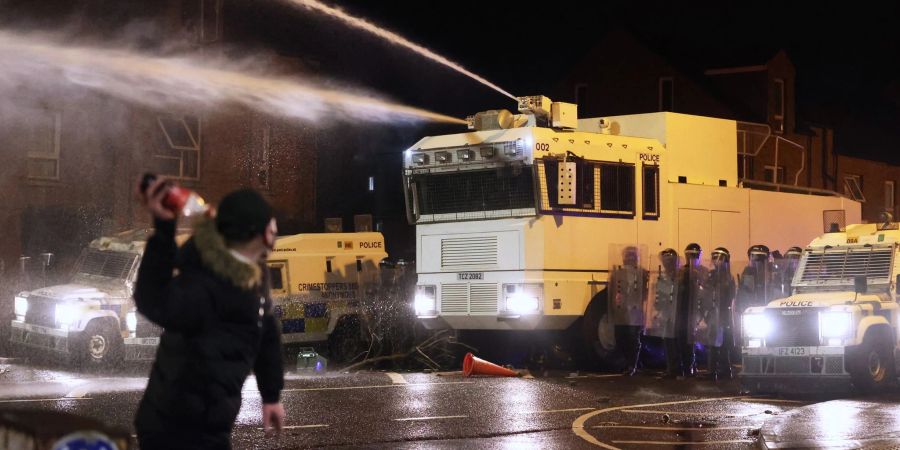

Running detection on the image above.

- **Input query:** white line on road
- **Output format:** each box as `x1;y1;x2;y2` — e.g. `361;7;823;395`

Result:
0;397;93;403
593;425;752;431
524;407;596;414
386;372;408;384
740;398;807;404
611;439;754;445
282;381;474;393
571;395;744;449
257;424;329;430
65;386;90;399
566;374;623;379
393;415;468;422
620;409;728;416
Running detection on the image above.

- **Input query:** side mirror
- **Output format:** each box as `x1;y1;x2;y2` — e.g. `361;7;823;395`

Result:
854;275;868;295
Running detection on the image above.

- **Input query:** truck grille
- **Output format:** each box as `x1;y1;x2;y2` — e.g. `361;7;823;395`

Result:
766;309;820;347
441;236;498;268
440;283;498;314
24;297;55;328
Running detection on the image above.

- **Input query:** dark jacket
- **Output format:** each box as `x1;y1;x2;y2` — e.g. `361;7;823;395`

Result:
134;217;283;440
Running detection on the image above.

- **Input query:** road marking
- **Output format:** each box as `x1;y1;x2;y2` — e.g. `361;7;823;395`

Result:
593;425;751;431
283;381;474;393
257;424;329;430
386;372;408;384
393;415;468;422
612;439;754;445
741;398;807;404
0;397;93;403
621;409;729;416
567;374;623;379
571;395;744;449
65;386;90;398
524;407;596;414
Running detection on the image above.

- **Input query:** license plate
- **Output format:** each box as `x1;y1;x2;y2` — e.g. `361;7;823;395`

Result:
134;338;159;346
777;347;807;356
457;272;484;280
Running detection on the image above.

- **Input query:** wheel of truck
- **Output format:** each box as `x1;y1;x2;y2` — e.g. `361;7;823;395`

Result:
77;321;122;368
577;292;618;368
850;331;895;393
328;317;369;364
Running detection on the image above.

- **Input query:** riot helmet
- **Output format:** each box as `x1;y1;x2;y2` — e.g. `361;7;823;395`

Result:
684;243;702;267
748;244;770;262
660;248;679;273
622;245;639;267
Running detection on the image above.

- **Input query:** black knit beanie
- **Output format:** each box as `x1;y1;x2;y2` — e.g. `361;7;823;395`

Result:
215;189;273;243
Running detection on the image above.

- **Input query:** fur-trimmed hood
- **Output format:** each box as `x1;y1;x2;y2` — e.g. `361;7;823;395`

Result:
185;216;262;290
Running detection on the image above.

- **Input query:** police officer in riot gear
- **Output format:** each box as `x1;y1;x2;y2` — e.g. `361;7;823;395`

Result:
675;243;706;378
737;244;772;312
610;246;648;376
651;248;682;379
699;247;736;381
782;246;803;292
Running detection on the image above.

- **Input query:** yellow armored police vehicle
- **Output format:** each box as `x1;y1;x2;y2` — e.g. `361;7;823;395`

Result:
741;217;900;393
11;229;389;366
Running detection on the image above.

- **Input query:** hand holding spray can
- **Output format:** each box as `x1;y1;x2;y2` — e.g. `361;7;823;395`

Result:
140;173;209;218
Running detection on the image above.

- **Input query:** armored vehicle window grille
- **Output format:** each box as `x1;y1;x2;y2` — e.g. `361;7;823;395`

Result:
537;159;635;217
409;167;535;222
76;250;138;280
798;246;894;285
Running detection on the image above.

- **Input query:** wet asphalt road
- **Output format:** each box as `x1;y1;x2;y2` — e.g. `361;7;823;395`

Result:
0;357;857;449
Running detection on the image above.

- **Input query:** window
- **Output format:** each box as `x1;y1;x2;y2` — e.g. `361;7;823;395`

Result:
658;77;674;112
269;265;284;290
738;154;755;180
326;260;333;273
575;83;588;105
844;174;865;202
773;79;785;134
24;111;62;180
156;115;201;179
642;165;660;219
886;181;895;213
544;158;595;209
200;0;222;43
600;162;635;215
764;165;785;184
368;176;375;192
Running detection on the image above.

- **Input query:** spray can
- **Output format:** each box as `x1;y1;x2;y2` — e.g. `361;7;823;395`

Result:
140;173;208;217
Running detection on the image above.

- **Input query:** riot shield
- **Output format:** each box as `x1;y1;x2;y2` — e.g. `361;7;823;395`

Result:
608;244;649;328
696;263;735;347
680;257;708;344
645;251;681;338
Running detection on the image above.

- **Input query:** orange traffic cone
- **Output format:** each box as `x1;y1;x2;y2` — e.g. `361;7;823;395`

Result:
462;352;519;377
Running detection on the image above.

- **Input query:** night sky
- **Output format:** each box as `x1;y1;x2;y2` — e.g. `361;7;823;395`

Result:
236;0;900;158
2;0;899;157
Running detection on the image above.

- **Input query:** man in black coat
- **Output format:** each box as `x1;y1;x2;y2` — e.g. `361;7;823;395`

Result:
135;180;285;449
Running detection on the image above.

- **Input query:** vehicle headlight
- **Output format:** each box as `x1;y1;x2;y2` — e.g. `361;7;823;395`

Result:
506;294;540;314
819;311;852;338
14;296;28;318
743;313;771;339
503;284;542;315
126;312;138;333
55;304;79;327
414;285;436;315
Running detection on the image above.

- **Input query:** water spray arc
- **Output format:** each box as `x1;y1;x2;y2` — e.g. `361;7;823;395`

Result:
0;31;467;126
288;0;517;101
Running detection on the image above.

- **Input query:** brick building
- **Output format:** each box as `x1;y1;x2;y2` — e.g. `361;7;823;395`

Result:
0;0;318;278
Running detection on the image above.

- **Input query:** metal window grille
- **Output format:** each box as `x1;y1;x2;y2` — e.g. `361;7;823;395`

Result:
409;167;536;223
